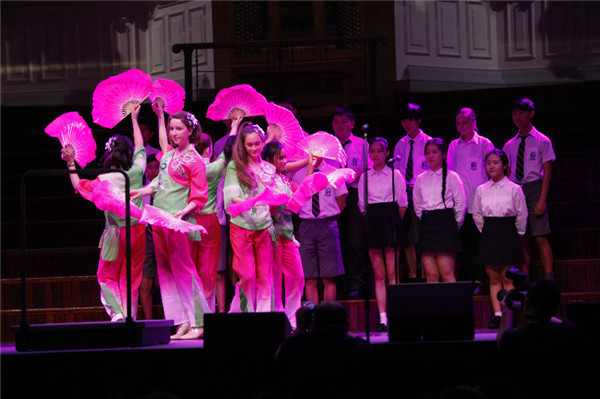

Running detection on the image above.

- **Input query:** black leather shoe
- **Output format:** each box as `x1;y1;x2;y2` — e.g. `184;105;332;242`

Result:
376;323;388;332
488;316;501;330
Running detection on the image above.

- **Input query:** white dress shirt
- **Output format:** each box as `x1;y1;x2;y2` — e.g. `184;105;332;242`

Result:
502;127;556;184
472;176;528;236
292;162;348;219
413;167;467;227
393;130;432;185
447;132;495;213
357;166;408;213
326;133;372;189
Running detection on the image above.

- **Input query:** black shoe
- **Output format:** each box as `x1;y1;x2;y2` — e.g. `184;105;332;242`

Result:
376;323;387;332
488;315;501;330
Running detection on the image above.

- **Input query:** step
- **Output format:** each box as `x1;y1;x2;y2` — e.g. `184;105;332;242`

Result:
1;219;105;250
1;247;99;279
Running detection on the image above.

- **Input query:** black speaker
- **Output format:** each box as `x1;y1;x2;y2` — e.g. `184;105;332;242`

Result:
387;282;474;341
204;312;292;353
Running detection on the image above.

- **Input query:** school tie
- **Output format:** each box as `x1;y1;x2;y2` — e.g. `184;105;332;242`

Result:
312;169;320;217
515;135;527;181
405;140;414;182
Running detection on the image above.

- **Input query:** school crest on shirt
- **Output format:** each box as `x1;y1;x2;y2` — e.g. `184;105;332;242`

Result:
528;151;537;161
471;161;478;171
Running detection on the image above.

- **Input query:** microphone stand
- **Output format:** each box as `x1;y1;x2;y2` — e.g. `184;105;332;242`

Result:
362;124;371;342
390;158;399;285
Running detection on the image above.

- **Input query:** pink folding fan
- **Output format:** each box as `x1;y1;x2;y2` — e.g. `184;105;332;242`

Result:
263;102;304;154
149;78;185;115
45;112;97;168
92;69;153;129
286;172;330;214
226;185;291;218
140;205;208;234
296;132;348;167
76;178;143;220
324;168;356;189
206;84;268;121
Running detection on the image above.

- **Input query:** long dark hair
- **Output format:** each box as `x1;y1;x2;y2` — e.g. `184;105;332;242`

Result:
100;135;133;170
425;138;448;208
232;122;266;188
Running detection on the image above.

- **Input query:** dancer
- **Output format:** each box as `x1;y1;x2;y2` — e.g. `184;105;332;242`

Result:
358;137;408;332
61;105;146;321
393;103;432;282
413;138;466;283
473;149;527;329
262;141;305;328
224;122;274;312
447;108;494;294
131;102;209;340
502;97;555;280
293;152;347;304
190;132;227;312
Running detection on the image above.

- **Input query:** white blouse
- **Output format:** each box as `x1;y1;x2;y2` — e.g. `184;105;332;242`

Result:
472;176;528;236
357;166;408;213
413;168;467;227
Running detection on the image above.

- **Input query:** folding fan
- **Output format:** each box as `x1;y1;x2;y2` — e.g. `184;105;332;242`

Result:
286;172;330;214
206;84;268;121
296;132;347;166
262;102;304;153
76;178;143;219
45;112;97;168
140;205;208;234
226;185;291;218
92;69;153;129
324;168;356;189
149;78;185;115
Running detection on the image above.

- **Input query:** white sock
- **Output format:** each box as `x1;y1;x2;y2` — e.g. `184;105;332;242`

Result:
495;312;502;317
379;312;387;325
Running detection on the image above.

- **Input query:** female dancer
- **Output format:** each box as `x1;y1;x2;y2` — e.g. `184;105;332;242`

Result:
447;108;494;294
262;141;305;328
413;138;466;282
131;102;209;339
224;122;274;313
61;105;146;321
358;137;408;332
191;132;226;312
473;149;527;329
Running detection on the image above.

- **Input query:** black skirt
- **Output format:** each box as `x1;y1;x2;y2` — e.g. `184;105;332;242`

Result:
476;216;525;266
418;208;462;254
366;202;408;249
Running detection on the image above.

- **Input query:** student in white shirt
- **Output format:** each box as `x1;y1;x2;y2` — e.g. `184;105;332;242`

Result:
413;138;466;283
473;149;528;329
358;137;408;332
447;107;495;294
393;103;432;282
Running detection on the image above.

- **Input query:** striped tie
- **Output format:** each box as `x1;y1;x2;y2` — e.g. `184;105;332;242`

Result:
515;135;526;181
312;169;320;217
405;140;414;182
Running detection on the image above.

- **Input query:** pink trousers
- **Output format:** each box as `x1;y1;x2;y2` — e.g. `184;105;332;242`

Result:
97;223;145;320
229;223;273;313
191;213;221;312
273;236;305;328
152;225;209;327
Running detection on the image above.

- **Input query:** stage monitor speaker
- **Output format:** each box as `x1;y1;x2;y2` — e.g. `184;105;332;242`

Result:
204;312;291;353
387;282;474;342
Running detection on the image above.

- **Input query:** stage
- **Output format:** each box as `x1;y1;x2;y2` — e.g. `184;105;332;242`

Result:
1;330;502;399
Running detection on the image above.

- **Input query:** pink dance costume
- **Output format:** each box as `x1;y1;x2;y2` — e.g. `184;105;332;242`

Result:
190;154;226;312
152;145;210;327
96;146;146;320
271;174;304;328
224;160;275;313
